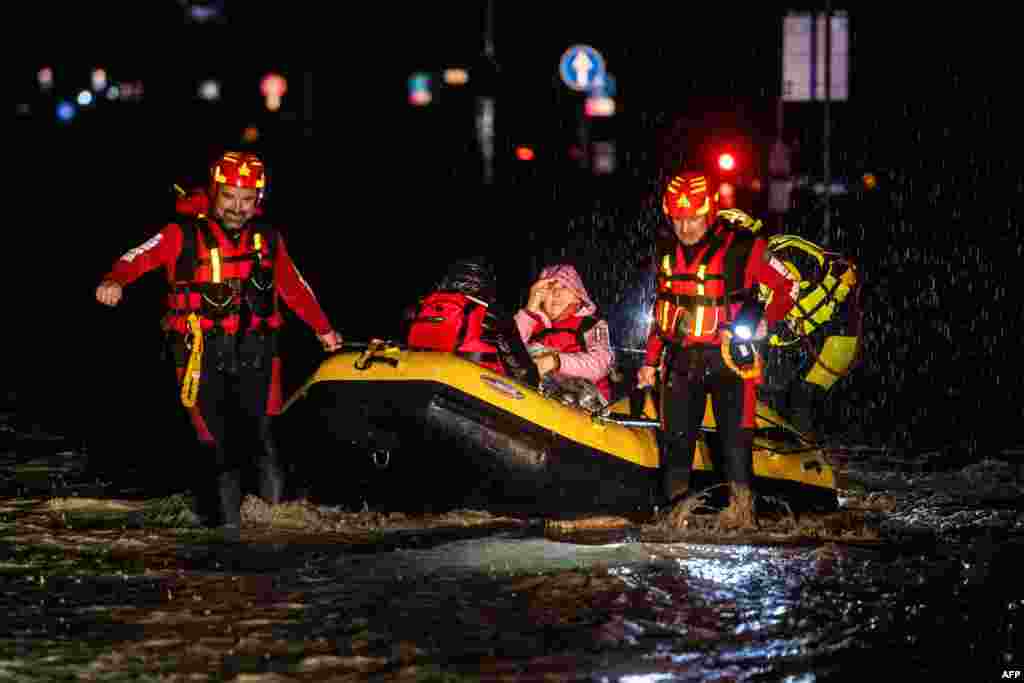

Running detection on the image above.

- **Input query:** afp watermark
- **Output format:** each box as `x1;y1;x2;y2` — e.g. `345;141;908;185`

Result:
1002;671;1022;680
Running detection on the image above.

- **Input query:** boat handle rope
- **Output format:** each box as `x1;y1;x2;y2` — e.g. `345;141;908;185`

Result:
354;339;399;370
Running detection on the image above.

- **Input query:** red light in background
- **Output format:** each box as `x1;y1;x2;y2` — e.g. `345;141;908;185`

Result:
718;181;736;208
515;146;535;161
718;152;736;172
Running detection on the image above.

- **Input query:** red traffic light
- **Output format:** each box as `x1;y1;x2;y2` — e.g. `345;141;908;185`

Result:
515;146;535;161
718;152;736;172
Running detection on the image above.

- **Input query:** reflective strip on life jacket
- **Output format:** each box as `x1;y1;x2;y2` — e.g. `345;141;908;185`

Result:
694;264;706;337
210;248;221;283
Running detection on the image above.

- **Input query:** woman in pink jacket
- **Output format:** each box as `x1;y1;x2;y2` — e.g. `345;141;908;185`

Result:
514;264;615;403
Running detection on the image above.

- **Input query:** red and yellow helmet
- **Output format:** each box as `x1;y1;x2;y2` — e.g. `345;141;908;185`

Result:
662;172;718;219
210;151;267;202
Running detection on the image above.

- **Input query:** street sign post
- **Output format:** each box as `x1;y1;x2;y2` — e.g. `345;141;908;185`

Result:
782;12;848;103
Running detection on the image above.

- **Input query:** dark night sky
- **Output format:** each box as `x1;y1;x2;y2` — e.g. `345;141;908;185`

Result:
10;3;1021;457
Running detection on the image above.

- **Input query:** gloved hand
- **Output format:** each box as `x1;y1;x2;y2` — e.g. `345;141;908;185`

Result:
718;208;763;233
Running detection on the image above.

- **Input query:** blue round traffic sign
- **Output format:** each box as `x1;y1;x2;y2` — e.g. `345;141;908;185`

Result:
559;44;606;92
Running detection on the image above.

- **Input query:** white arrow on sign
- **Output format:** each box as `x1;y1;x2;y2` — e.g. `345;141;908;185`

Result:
571;50;593;88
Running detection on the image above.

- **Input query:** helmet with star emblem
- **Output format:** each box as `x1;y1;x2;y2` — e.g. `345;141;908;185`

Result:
210;151;267;203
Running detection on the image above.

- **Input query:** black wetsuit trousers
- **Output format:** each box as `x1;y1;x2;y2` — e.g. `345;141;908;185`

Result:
176;332;284;527
659;344;754;502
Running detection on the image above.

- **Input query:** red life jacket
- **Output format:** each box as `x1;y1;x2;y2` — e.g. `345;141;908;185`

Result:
406;292;504;375
528;314;611;400
165;216;279;336
653;221;758;346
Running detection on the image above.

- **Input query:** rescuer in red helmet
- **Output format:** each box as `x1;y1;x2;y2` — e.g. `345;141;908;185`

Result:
637;170;800;529
95;151;342;540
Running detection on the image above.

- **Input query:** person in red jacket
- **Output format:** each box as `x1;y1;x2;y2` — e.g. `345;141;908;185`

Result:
515;264;615;407
95;151;342;540
637;171;799;529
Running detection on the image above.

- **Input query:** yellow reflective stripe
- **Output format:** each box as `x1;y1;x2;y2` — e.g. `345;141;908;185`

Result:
694;265;706;336
662;254;672;276
254;233;262;251
211;248;221;283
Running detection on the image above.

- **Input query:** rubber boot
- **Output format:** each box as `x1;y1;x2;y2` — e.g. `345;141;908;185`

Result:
194;444;224;527
662;465;692;506
657;426;693;500
718;482;757;530
659;456;703;528
216;469;242;542
257;418;284;505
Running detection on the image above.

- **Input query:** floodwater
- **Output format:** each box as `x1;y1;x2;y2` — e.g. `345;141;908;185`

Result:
2;427;1023;681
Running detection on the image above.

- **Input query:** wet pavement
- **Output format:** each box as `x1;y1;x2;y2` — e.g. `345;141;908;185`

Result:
2;423;1023;681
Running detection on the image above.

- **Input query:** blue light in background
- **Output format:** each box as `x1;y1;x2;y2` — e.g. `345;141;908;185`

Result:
56;101;75;122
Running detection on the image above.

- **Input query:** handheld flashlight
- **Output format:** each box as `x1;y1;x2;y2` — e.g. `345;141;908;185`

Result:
729;297;765;366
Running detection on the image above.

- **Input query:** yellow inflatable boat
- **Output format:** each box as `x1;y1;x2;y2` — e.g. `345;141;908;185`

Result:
278;342;843;517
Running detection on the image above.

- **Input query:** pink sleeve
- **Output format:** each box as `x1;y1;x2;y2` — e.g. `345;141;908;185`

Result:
514;309;547;342
557;319;614;382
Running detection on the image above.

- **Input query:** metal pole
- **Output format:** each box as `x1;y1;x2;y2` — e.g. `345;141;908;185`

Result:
477;0;497;185
483;0;494;59
823;1;832;244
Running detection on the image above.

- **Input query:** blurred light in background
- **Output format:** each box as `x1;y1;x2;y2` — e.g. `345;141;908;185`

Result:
16;103;31;116
592;141;616;175
584;95;615;117
408;72;431;106
443;68;469;86
56;101;75;122
76;90;94;107
862;172;877;190
260;72;287;112
591;73;616;97
178;0;225;23
242;126;260;143
118;82;144;102
38;67;54;91
91;68;107;92
515;145;535;161
718;152;736;172
106;85;120;101
198;79;221;102
718;181;736;208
